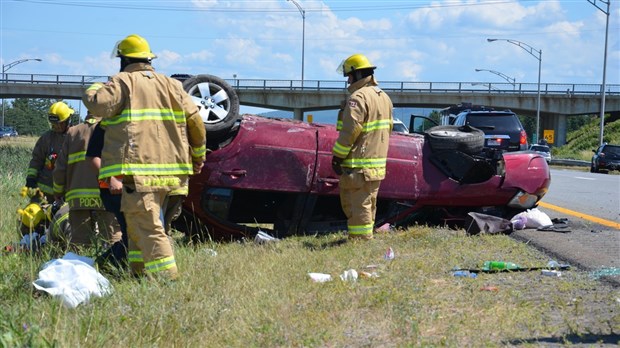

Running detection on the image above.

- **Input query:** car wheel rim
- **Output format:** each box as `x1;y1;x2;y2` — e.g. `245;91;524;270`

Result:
187;82;232;125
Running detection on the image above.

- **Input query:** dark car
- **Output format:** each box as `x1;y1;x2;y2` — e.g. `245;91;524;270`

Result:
0;126;18;138
591;143;620;173
451;109;528;152
171;75;551;241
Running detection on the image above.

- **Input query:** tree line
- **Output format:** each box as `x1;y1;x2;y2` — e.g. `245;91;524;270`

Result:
2;98;81;136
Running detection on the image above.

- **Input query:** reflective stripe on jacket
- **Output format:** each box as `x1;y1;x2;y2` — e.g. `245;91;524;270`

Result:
27;130;66;195
53;122;104;210
82;63;206;192
332;75;393;181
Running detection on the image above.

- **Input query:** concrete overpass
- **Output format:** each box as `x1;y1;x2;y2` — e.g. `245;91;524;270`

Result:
2;73;619;145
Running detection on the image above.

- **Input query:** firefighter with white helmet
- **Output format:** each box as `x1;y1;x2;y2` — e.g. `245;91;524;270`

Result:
332;53;393;240
83;34;206;280
25;101;73;203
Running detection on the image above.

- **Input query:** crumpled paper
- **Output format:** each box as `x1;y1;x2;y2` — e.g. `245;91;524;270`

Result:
32;252;112;308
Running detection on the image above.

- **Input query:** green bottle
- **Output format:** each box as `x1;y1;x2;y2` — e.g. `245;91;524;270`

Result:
483;261;520;271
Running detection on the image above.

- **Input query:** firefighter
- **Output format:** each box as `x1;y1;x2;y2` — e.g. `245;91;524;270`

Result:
52;112;122;248
83;34;206;280
26;101;73;203
331;54;393;240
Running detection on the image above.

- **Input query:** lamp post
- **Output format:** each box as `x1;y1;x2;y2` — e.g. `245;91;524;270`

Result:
587;0;610;146
287;0;305;88
475;68;516;87
487;38;541;143
2;58;43;127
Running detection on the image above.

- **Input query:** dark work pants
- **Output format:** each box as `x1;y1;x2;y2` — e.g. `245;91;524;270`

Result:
96;189;128;268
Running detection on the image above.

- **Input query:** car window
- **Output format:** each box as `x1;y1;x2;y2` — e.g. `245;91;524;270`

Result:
466;114;520;130
603;145;620;155
530;145;549;153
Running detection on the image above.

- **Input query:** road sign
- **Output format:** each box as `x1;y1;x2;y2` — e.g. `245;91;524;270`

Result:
543;130;555;144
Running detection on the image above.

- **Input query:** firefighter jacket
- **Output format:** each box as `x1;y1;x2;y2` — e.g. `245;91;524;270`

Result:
82;63;207;192
332;75;393;181
27;130;67;196
53;121;104;210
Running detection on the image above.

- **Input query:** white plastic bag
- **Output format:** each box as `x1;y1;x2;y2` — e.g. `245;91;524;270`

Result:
32;253;112;308
512;208;553;229
308;273;332;283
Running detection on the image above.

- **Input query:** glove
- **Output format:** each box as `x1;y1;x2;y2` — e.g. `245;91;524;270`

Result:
331;156;343;176
192;161;204;175
25;178;37;188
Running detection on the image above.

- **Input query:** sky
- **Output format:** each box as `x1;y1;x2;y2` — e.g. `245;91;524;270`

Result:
1;0;619;116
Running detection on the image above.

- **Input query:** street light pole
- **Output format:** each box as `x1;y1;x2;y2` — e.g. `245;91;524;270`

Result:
474;68;516;87
587;0;610;146
287;0;305;88
487;38;542;143
1;58;43;127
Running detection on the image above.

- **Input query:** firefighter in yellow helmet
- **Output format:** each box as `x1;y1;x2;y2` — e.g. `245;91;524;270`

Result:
332;54;393;240
25;101;73;203
52;112;122;248
83;34;206;280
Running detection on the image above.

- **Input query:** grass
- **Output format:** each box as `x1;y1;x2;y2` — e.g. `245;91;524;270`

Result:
552;116;620;161
1;139;619;347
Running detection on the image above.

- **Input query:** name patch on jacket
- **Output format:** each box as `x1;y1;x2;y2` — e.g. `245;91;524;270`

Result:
143;177;181;187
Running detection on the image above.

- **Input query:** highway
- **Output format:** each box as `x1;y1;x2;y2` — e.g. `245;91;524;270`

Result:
542;168;620;224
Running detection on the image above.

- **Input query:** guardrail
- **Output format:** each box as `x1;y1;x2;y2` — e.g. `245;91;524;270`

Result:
550;159;590;167
2;73;619;96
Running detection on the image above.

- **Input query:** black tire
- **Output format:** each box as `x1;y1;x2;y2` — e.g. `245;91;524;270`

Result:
590;164;597;173
424;125;484;155
183;74;240;142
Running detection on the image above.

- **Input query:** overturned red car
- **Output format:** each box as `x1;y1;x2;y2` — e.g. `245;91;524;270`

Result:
173;75;551;241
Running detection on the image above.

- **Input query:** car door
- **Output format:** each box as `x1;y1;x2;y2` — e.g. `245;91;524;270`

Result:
313;124;422;200
204;116;318;192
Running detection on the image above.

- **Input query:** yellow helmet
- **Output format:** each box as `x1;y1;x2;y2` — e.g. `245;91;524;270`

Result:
17;203;46;229
48;101;74;123
114;34;157;59
337;53;376;77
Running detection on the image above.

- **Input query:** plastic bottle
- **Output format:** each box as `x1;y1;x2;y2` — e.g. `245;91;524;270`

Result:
453;270;478;278
483;261;520;271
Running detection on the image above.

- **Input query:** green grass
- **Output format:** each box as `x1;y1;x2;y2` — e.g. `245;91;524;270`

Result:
552;116;620;161
1;139;619;347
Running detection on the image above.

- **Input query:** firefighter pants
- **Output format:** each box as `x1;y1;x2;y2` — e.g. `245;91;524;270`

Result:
66;210;121;246
121;185;177;280
339;171;381;239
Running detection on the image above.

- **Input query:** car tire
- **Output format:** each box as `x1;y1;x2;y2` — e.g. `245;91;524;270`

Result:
183;74;240;142
424;125;484;155
590;163;598;173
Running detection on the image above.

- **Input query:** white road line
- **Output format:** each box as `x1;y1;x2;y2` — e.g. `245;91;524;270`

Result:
575;176;595;180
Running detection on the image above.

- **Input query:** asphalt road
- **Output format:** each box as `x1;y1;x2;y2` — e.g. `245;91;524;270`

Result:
511;168;620;286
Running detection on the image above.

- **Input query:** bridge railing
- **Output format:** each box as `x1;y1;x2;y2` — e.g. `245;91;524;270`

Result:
2;73;619;95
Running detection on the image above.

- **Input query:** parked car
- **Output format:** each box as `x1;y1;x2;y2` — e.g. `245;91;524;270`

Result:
529;144;551;164
392;118;409;134
591;143;620;173
171;75;551;241
451;108;528;152
0;126;18;138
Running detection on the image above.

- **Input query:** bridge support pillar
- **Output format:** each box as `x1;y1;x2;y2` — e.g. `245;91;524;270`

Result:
293;108;303;121
542;113;567;146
